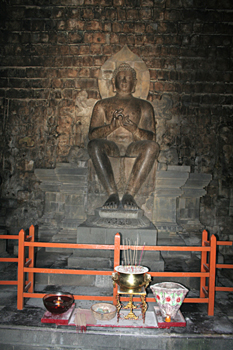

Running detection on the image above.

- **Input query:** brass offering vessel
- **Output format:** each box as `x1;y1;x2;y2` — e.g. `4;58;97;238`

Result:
112;265;151;292
112;265;151;321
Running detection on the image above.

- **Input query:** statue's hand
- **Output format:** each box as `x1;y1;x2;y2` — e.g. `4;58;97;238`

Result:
122;115;137;134
110;109;124;130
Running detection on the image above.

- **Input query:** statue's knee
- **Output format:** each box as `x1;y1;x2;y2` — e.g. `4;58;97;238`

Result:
87;139;93;154
88;139;99;155
146;141;160;158
88;139;117;157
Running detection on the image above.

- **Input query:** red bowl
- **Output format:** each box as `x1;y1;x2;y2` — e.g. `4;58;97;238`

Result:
43;293;74;314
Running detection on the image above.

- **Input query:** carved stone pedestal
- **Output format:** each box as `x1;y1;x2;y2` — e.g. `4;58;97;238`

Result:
153;166;190;233
35;163;88;245
153;165;212;236
86;208;152;229
177;173;212;230
67;208;164;284
152;165;212;265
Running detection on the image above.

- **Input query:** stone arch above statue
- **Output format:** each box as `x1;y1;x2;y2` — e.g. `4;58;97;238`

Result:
87;46;160;215
98;45;150;100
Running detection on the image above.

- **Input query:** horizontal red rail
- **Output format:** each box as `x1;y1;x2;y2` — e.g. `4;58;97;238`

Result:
0;281;18;285
0;235;20;240
215;287;233;292
150;272;209;277
24;242;115;250
216;264;233;269
24;292;114;302
23;267;210;278
217;241;232;246
0;258;18;262
24;241;211;252
23;293;209;305
24;267;113;275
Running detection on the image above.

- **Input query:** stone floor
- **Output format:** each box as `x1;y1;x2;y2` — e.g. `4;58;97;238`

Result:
0;257;233;349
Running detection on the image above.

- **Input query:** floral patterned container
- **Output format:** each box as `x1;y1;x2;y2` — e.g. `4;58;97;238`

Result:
150;282;189;320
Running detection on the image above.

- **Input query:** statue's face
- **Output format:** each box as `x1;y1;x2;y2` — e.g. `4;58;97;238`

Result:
115;70;135;94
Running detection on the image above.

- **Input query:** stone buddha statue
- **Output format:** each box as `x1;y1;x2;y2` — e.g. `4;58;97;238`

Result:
88;63;159;210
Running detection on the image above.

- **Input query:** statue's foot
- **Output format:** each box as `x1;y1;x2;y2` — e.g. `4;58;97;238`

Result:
102;193;120;210
121;193;139;210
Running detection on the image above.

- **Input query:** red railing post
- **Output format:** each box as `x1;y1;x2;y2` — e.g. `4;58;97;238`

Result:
113;233;121;305
27;225;35;293
17;229;25;310
200;229;208;298
208;234;217;316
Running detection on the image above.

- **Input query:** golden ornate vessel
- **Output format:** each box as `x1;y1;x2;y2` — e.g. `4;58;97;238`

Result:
112;265;151;293
112;265;151;321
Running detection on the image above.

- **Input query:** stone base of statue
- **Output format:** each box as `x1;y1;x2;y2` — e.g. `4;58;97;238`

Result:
85;207;152;228
67;208;164;282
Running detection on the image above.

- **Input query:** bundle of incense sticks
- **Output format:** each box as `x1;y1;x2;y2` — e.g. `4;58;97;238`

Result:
122;238;145;267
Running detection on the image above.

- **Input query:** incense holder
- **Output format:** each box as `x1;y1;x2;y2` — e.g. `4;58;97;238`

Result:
150;282;189;320
112;265;151;292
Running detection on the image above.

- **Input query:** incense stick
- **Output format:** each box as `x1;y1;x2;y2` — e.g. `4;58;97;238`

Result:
126;240;130;265
122;236;145;268
135;236;138;266
133;242;136;266
138;242;145;266
123;240;126;266
129;239;132;265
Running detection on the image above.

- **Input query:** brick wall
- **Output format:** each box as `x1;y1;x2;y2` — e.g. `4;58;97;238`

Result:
0;0;233;246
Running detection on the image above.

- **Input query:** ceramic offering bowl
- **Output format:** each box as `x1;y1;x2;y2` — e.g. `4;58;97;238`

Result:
43;292;74;314
150;282;189;321
112;265;151;292
91;303;117;321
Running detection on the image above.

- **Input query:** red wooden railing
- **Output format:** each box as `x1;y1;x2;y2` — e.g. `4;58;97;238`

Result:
200;229;233;298
0;226;232;316
0;233;28;286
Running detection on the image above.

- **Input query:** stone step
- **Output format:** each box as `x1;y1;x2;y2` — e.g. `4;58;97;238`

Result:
151;275;199;290
1;321;233;350
157;232;192;258
67;254;164;272
68;256;112;269
35;271;96;286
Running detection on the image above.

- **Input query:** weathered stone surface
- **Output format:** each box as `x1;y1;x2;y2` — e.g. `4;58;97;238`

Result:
177;173;212;230
66;224;164;273
35;164;88;241
85;207;152;228
153;166;190;232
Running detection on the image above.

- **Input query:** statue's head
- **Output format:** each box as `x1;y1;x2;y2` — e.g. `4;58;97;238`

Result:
112;63;137;94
